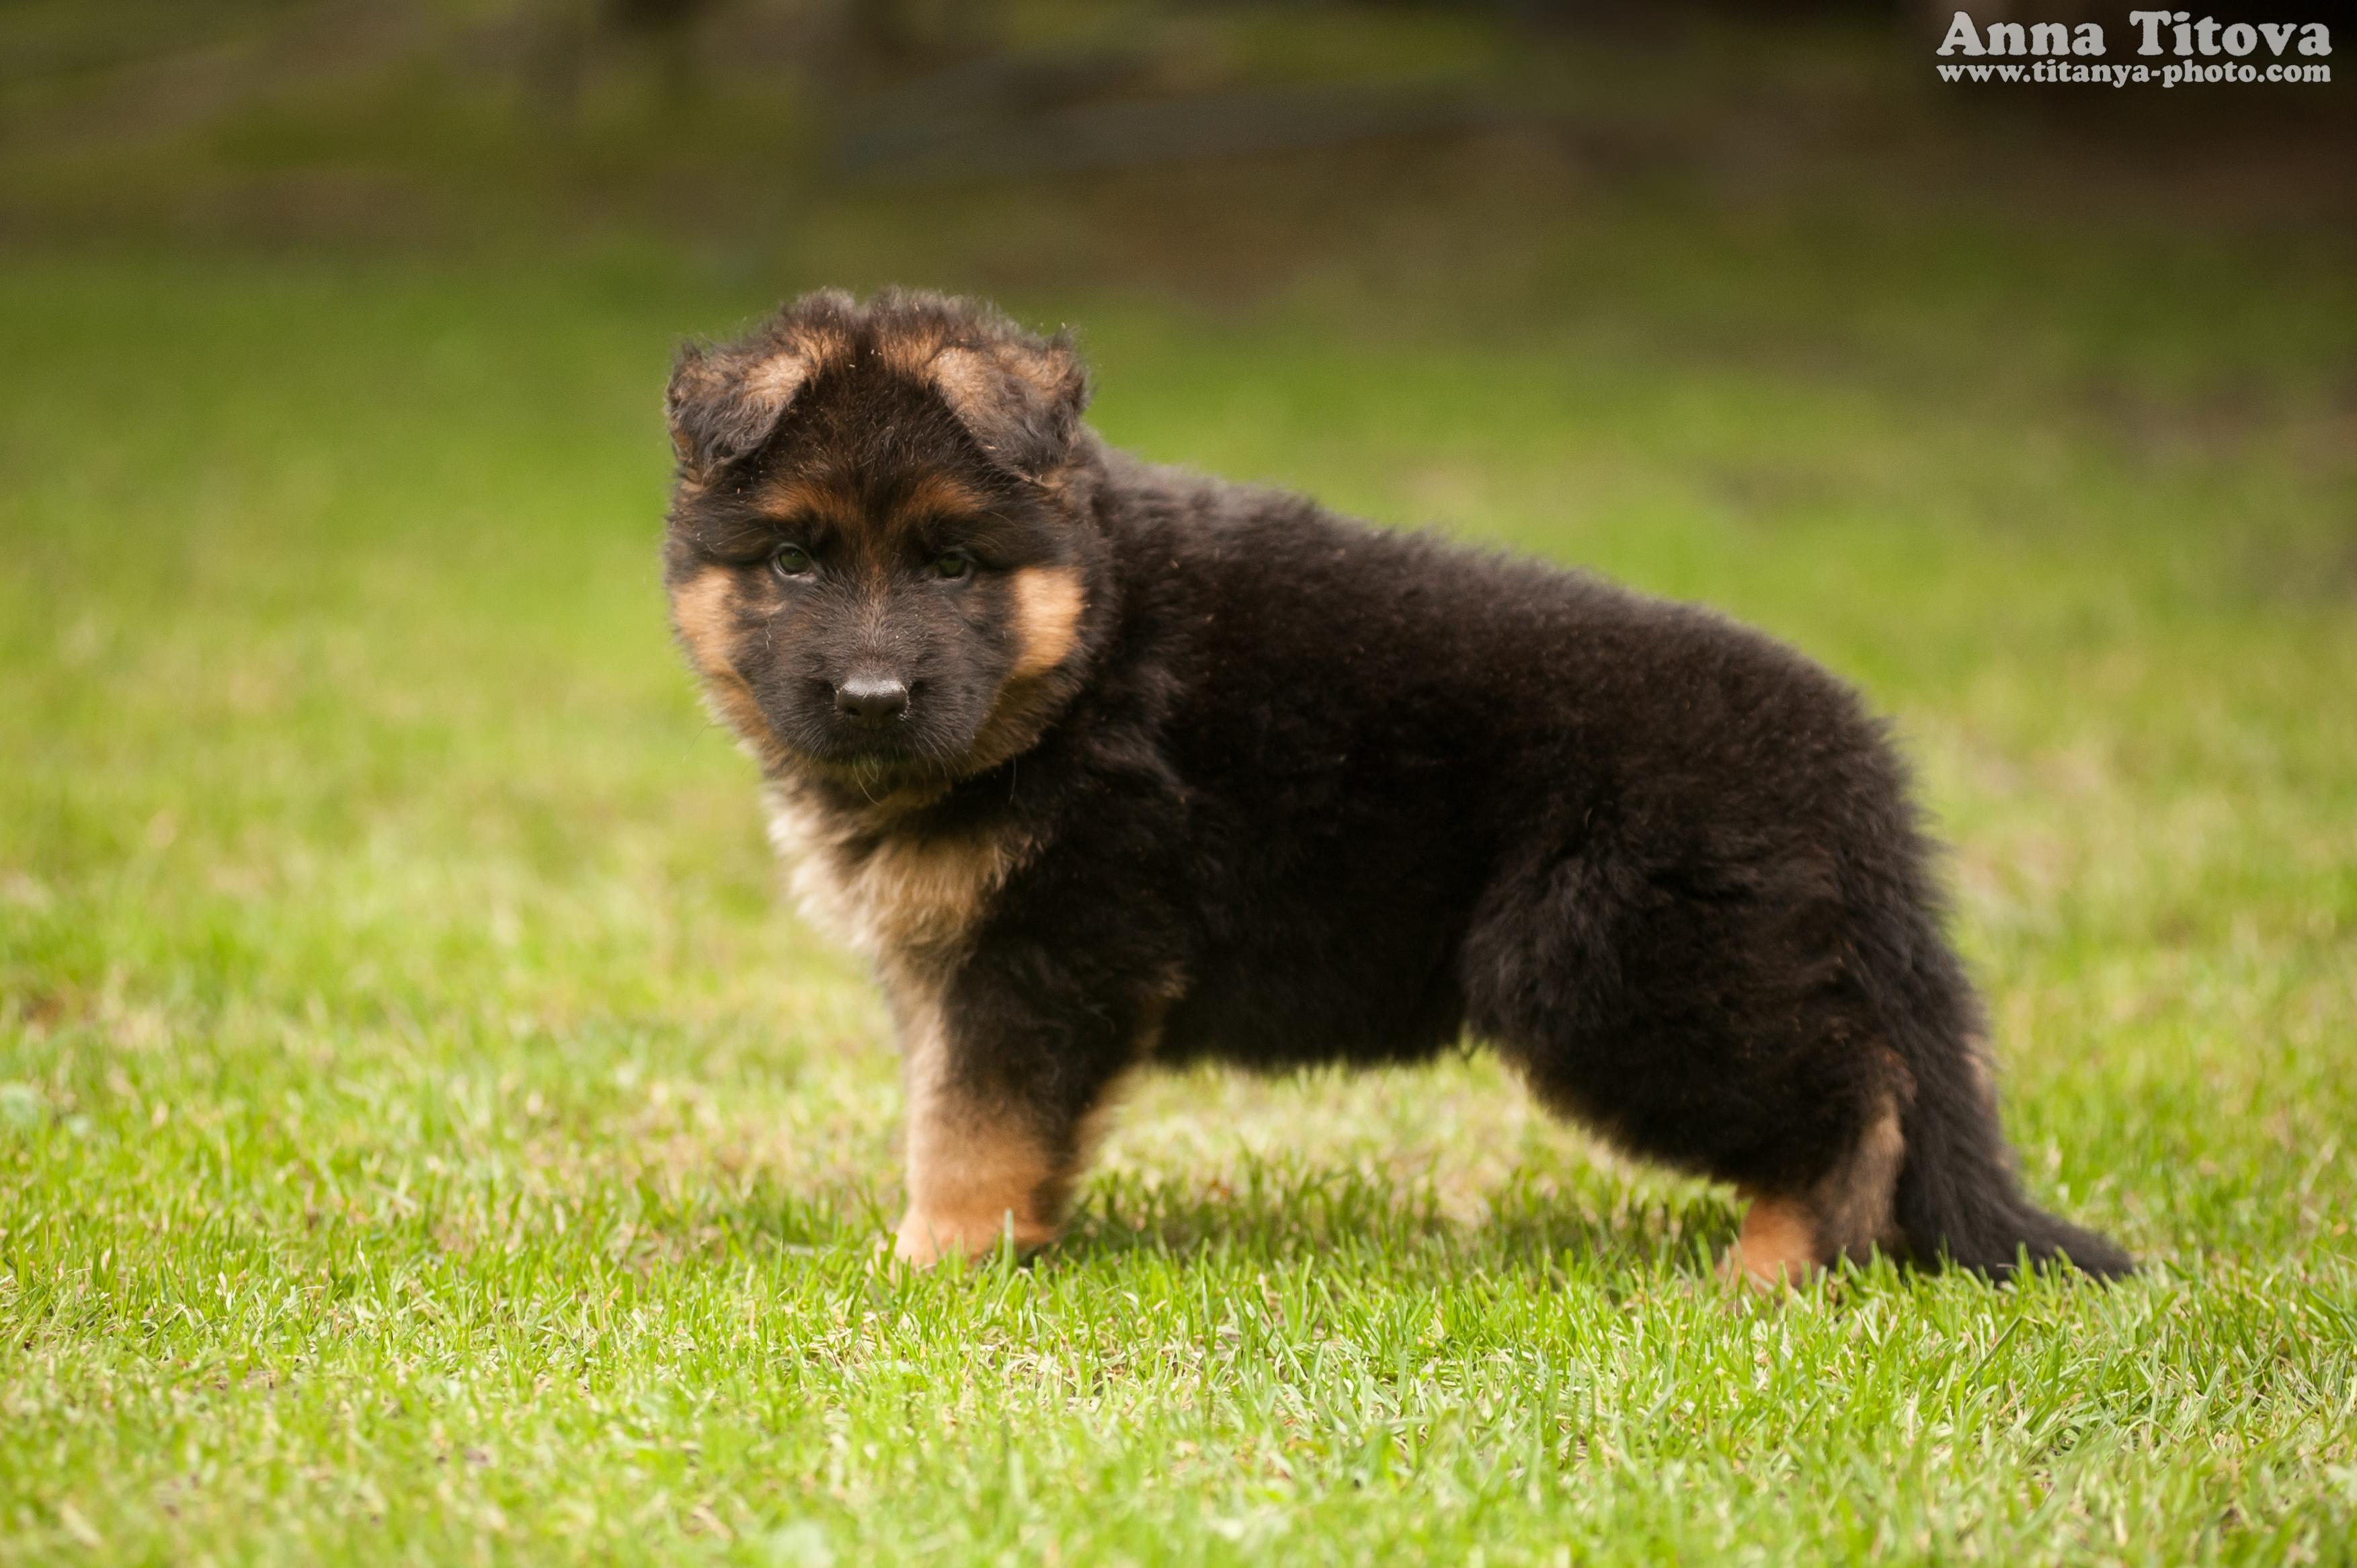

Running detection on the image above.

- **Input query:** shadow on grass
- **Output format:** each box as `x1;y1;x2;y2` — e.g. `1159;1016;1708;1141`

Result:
1049;1156;1743;1282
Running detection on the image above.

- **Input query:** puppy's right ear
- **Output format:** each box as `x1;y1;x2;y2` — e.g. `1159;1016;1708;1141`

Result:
665;345;809;481
928;333;1090;481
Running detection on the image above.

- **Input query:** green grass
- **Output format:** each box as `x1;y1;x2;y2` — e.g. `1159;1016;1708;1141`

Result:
4;15;2357;1557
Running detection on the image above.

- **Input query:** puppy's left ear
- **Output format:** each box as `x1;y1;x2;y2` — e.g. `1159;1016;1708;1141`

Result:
666;344;809;481
929;334;1090;480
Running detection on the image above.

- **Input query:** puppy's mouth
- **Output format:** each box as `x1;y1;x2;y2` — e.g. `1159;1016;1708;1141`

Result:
764;729;931;791
815;748;927;788
792;721;932;768
766;686;968;786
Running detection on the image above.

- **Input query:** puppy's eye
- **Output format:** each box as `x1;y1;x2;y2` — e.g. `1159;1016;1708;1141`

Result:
932;551;971;581
774;545;813;577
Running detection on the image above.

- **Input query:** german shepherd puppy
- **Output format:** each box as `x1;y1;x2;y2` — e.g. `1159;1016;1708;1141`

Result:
661;288;2130;1286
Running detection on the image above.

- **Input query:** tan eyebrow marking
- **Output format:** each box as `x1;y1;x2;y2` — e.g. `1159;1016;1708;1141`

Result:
895;470;998;524
750;475;863;528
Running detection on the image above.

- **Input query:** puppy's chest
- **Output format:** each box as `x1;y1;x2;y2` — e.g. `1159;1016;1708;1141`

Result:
764;789;1029;959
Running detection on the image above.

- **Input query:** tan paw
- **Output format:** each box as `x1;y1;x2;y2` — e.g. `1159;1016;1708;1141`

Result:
1717;1243;1813;1295
892;1206;1053;1266
1722;1192;1821;1294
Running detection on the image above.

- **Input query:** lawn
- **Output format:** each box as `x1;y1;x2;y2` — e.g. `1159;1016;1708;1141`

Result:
3;7;2356;1564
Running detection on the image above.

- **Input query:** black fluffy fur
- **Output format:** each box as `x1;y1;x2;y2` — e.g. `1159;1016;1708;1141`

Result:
662;288;2131;1282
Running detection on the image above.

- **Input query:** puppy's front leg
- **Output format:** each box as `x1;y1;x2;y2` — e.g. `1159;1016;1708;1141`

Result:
895;1053;1068;1266
890;997;1130;1266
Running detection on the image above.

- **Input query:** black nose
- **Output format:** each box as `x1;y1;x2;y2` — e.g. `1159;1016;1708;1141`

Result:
834;675;909;727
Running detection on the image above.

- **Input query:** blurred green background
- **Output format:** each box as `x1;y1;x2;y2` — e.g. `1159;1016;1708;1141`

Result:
3;3;2355;1563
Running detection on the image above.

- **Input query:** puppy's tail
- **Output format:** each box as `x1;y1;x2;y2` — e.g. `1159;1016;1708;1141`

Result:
1888;1012;2133;1282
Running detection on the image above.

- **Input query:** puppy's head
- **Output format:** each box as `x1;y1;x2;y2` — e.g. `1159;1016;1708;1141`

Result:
662;289;1105;798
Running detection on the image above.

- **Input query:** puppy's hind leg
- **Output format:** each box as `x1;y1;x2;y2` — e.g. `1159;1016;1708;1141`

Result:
1723;1089;1908;1291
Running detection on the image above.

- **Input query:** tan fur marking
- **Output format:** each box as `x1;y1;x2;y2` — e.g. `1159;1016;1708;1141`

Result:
877;327;953;380
894;1005;1066;1266
668;333;844;472
927;345;1002;425
945;339;1072;403
898;470;996;523
1725;1193;1820;1291
739;352;810;422
766;317;853;386
1008;566;1086;679
669;565;738;675
703;679;786;770
926;342;1081;474
1721;1086;1910;1291
959;678;1068;778
752;474;862;527
766;788;1028;959
924;565;1088;777
670;567;787;769
1815;1100;1907;1263
887;977;1176;1268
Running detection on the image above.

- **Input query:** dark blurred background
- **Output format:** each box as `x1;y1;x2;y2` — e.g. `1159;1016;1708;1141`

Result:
3;0;2347;292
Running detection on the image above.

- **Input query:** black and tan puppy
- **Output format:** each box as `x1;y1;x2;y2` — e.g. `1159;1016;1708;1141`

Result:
661;288;2130;1286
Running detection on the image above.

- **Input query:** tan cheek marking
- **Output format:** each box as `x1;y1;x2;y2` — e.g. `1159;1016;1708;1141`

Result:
672;566;750;673
1724;1192;1821;1292
959;680;1064;778
703;680;783;766
1008;565;1086;679
893;1003;1066;1266
672;567;787;764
